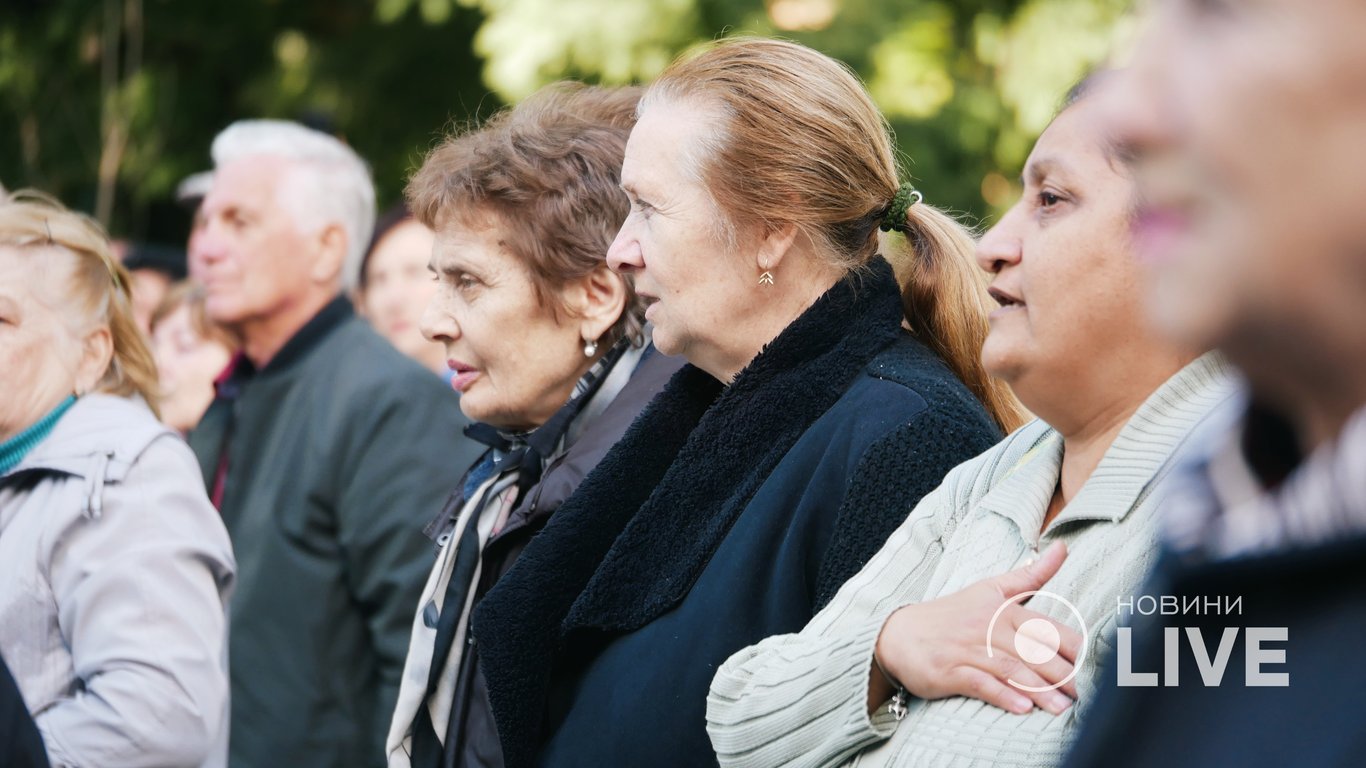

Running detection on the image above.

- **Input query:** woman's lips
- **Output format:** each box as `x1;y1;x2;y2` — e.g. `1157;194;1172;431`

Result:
447;361;480;393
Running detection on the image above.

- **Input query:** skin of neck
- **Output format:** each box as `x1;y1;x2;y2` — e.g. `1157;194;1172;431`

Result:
697;247;845;384
1029;346;1198;529
238;287;339;369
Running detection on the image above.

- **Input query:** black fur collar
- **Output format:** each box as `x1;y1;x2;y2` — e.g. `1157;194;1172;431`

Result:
472;256;905;766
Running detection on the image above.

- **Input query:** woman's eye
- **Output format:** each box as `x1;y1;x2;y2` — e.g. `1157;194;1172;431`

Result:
1039;191;1063;208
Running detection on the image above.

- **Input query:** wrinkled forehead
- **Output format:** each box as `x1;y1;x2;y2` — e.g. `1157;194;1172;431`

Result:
623;97;724;187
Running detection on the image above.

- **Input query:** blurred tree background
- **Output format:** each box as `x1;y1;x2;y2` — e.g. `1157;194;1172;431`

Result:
0;0;1132;247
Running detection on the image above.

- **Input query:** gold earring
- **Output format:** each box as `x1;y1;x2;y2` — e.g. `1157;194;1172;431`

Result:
758;260;774;286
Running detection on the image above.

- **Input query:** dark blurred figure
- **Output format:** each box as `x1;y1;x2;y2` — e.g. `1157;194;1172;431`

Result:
1066;2;1366;767
120;241;187;333
357;205;448;377
0;653;49;768
188;119;481;768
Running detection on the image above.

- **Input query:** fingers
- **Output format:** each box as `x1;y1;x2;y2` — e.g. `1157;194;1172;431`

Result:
992;541;1068;599
950;666;1033;715
980;654;1075;715
991;606;1081;700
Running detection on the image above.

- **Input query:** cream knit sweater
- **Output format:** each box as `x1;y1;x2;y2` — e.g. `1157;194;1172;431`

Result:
706;355;1234;768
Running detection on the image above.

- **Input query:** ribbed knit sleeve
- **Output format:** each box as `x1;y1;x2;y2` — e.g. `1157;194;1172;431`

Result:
706;484;961;768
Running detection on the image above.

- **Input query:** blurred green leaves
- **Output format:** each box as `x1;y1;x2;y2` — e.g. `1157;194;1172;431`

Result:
0;0;1131;244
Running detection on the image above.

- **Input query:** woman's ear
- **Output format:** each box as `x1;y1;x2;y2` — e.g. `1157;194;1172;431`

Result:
311;223;348;285
568;264;628;343
76;325;114;394
757;221;800;273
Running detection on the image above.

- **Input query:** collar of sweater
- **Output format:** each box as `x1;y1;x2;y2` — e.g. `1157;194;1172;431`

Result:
0;396;76;476
472;255;906;767
976;353;1237;546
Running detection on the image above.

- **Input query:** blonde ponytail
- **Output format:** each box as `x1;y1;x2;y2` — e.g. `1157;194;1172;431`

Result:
885;204;1029;433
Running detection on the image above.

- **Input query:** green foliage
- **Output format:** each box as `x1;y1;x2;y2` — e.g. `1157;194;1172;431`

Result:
0;0;1130;244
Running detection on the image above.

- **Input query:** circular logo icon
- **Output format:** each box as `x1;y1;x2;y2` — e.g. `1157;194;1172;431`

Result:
985;589;1090;693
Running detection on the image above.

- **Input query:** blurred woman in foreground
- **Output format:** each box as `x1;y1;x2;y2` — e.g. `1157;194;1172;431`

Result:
0;191;234;767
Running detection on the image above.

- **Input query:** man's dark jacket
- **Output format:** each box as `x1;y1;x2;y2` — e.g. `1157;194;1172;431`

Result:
190;297;481;767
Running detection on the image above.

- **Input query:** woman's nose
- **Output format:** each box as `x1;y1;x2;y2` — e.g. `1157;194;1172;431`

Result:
419;298;457;344
976;210;1024;275
606;225;643;274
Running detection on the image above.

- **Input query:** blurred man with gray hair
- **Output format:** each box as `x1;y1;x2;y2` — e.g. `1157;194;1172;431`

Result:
189;120;479;767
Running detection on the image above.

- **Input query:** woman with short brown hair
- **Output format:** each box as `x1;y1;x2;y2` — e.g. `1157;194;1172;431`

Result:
387;82;680;768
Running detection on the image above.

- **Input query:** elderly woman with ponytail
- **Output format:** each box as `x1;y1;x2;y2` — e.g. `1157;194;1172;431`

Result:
0;191;234;767
471;37;1021;768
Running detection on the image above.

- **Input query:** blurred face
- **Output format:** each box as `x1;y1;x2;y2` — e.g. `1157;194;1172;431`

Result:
607;100;759;376
151;304;232;433
128;268;171;334
191;157;322;328
361;219;445;368
420;220;588;431
1109;0;1366;362
976;98;1145;418
0;247;95;441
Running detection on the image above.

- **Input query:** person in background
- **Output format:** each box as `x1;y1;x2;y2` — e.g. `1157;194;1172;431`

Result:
702;74;1234;768
387;81;680;768
1063;2;1366;766
0;190;234;767
188;120;482;768
472;38;1021;768
149;281;236;434
120;242;187;333
358;205;449;377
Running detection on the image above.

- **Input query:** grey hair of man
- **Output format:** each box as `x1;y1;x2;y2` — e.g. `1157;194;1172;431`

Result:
210;119;376;292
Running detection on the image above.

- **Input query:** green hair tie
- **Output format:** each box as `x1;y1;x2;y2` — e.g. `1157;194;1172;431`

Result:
879;183;924;233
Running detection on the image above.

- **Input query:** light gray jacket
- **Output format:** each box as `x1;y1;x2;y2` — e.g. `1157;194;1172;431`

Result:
0;394;235;767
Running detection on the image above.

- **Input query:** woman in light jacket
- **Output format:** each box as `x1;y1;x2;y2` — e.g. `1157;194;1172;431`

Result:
704;76;1235;768
0;191;235;768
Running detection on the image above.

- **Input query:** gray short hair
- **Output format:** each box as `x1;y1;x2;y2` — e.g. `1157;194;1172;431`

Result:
211;119;376;291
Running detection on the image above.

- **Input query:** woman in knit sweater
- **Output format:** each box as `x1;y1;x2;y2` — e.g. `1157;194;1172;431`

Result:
704;78;1236;767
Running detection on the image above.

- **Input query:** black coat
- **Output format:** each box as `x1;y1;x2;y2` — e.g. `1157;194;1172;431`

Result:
473;257;1003;768
437;348;684;768
1064;534;1366;768
0;653;48;768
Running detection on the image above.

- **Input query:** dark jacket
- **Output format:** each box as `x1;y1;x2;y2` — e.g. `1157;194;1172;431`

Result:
0;653;49;768
1064;402;1366;768
472;257;1003;768
1064;538;1366;768
391;346;683;768
189;297;481;768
